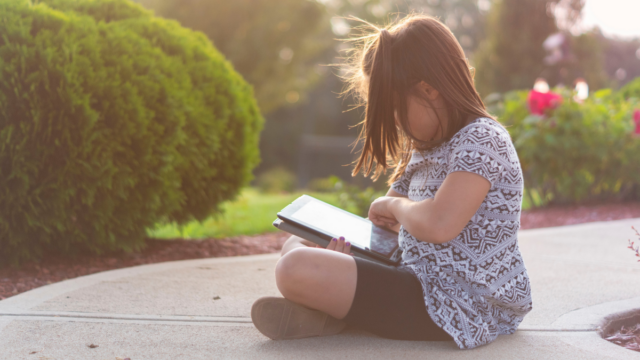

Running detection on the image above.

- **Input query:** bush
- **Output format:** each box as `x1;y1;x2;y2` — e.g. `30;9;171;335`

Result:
255;167;297;194
307;177;338;193
0;0;263;265
497;86;640;205
619;77;640;100
307;176;384;217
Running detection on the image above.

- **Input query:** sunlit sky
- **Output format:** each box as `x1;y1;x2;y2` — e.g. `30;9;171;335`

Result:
582;0;640;39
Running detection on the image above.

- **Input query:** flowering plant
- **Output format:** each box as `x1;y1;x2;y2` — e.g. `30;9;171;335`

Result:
527;90;562;115
629;226;640;262
495;85;640;206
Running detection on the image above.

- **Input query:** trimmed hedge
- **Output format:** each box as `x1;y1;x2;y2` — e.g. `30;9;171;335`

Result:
495;85;640;205
0;0;263;265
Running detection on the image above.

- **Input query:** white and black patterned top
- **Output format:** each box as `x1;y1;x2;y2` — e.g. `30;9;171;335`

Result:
392;117;532;349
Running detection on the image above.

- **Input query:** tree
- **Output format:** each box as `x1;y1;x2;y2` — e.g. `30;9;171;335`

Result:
601;36;640;88
138;0;334;114
473;0;608;96
473;0;560;96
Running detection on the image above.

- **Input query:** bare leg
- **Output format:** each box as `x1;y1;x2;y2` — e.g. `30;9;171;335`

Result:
280;235;315;256
275;246;357;320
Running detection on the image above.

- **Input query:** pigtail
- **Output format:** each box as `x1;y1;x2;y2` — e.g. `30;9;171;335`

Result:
353;29;397;180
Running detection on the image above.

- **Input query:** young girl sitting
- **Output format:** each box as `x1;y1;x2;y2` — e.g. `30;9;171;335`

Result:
251;14;532;350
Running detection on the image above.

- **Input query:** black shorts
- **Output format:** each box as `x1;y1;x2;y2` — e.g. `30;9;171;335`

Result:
342;257;454;342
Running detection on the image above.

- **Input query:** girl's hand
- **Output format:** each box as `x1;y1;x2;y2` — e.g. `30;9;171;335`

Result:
368;196;399;228
317;236;353;255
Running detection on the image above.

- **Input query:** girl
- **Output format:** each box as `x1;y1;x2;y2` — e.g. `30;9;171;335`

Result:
251;14;532;350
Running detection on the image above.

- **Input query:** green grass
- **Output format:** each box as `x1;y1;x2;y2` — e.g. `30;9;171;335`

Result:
146;188;341;239
147;186;539;240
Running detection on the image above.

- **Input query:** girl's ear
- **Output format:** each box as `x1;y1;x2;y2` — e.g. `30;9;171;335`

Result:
418;81;440;100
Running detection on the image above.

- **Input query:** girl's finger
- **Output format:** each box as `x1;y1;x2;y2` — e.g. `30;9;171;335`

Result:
335;236;345;253
326;238;337;251
344;241;352;255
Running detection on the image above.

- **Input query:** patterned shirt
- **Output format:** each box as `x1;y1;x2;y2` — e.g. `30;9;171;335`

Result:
392;117;533;349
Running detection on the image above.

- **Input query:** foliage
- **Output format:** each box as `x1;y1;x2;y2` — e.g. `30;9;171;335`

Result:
147;188;340;239
496;86;640;205
308;176;384;217
0;0;263;265
565;31;608;89
473;0;607;96
602;37;640;88
323;0;486;52
474;0;558;95
619;77;640;100
137;0;333;114
307;176;339;193
256;167;297;194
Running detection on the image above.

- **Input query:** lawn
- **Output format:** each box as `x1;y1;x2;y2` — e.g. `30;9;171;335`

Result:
147;188;341;239
147;186;537;240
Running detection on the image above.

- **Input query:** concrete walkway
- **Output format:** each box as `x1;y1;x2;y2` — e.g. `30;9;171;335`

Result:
1;219;639;359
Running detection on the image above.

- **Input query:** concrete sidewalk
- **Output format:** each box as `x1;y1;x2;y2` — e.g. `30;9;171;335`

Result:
1;219;639;359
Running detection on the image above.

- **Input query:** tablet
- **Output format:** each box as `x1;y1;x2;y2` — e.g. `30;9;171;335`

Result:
276;195;401;264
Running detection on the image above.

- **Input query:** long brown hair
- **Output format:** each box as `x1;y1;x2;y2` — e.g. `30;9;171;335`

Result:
342;14;498;185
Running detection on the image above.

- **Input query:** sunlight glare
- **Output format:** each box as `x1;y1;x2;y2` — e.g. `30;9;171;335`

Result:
582;0;640;39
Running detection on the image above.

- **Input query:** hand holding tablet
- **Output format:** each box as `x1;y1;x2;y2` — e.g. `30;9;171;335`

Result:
324;236;353;255
273;195;402;266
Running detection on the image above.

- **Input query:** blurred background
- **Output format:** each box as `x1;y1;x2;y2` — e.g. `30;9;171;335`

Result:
141;0;640;239
136;0;640;189
2;0;640;264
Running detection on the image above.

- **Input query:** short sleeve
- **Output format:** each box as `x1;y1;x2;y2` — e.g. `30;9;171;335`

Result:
447;123;512;186
390;161;416;196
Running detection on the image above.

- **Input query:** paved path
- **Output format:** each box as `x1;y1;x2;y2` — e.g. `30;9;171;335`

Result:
1;219;640;359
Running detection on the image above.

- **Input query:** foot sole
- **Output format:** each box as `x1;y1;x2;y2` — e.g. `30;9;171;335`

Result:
251;296;346;340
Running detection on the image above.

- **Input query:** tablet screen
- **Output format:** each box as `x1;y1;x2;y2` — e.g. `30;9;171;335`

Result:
290;200;398;257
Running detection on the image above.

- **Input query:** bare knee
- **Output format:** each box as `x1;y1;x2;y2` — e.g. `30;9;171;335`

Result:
280;235;313;256
275;247;318;300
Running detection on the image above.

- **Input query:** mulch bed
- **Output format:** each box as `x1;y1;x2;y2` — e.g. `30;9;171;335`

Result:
605;324;640;352
519;201;640;230
0;231;292;300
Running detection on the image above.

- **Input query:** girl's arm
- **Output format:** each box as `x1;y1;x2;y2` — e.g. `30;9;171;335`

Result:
384;187;406;233
370;171;491;244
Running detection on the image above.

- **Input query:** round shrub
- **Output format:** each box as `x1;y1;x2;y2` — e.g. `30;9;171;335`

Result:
0;0;263;265
497;87;640;205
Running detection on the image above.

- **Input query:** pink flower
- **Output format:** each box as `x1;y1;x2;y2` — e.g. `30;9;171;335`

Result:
528;90;562;116
633;109;640;135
